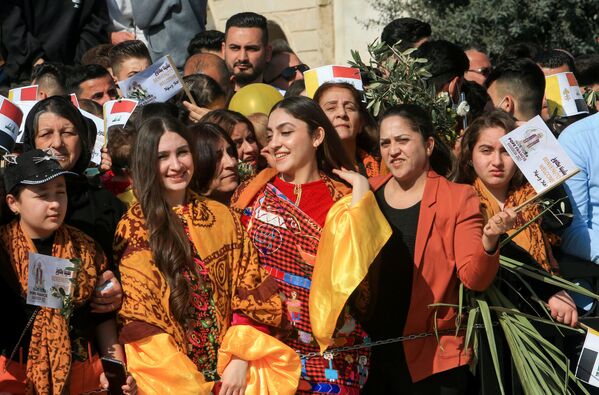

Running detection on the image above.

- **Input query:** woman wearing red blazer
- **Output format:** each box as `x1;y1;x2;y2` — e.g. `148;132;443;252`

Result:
357;104;516;394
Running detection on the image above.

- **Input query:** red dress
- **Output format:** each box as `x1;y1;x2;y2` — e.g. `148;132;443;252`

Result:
239;176;369;395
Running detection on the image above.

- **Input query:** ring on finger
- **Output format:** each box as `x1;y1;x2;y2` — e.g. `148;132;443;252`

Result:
494;217;504;225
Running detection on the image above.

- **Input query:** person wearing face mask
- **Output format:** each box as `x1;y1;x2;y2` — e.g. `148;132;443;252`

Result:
189;122;239;205
200;109;262;179
314;82;381;178
22;96;127;314
483;59;574;245
484;58;546;124
412;40;470;111
231;96;391;394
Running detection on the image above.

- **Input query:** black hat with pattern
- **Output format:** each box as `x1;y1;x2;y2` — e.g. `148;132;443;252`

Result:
3;149;76;194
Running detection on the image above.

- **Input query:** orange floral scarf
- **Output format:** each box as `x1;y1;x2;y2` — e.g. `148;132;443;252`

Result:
0;220;106;395
357;149;381;178
115;192;283;355
473;178;556;273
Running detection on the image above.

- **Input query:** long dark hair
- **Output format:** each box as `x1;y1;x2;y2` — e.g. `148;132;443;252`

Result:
188;122;238;194
453;109;523;187
23;95;92;174
131;116;195;326
313;82;379;157
270;96;355;182
200;109;256;140
379;104;453;176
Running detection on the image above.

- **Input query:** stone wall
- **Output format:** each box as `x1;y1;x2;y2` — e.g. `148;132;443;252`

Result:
207;0;380;67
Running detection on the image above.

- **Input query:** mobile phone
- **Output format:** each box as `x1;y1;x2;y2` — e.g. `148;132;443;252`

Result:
96;280;114;292
100;357;127;395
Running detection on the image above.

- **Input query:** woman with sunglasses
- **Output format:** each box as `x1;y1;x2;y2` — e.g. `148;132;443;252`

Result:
314;82;381;177
231;96;390;394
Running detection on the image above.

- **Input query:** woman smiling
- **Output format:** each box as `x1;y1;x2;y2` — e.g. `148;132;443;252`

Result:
115;117;298;394
189;122;240;205
232;97;390;394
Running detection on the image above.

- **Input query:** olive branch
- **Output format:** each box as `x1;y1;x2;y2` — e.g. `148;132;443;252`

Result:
50;258;81;323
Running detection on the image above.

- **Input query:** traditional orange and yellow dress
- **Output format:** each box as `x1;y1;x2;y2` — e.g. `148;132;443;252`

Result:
232;168;391;394
115;191;300;394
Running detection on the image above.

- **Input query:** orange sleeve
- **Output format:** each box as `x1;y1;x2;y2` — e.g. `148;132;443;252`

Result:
454;187;500;291
217;325;300;395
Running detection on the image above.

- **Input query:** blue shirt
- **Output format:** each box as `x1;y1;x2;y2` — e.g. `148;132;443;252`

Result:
558;112;599;262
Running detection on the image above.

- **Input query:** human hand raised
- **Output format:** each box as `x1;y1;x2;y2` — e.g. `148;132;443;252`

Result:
332;167;370;207
482;208;517;253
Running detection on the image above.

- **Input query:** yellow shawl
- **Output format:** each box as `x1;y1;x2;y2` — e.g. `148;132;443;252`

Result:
230;168;392;355
0;220;106;395
473;178;556;273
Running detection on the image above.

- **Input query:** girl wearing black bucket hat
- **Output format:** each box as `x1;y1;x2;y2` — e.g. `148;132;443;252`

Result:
0;149;136;394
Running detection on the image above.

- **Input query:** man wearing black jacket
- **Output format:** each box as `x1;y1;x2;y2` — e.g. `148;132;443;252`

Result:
1;0;109;84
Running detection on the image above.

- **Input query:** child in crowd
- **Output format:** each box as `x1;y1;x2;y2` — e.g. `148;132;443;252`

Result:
102;125;137;206
0;149;135;394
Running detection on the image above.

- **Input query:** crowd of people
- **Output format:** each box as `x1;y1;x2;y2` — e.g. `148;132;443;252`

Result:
1;2;599;395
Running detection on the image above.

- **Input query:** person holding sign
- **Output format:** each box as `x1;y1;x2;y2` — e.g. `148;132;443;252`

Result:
359;104;514;394
22;97;126;317
455;110;578;326
114;117;299;394
0;149;135;395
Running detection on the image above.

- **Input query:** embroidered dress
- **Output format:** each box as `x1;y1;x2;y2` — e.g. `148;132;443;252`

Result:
177;206;221;381
242;180;369;395
116;192;300;394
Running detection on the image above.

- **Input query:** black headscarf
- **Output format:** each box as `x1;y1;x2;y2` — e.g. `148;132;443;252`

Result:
22;95;93;175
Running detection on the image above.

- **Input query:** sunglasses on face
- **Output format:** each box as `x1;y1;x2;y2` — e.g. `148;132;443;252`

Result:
266;64;310;83
467;67;492;78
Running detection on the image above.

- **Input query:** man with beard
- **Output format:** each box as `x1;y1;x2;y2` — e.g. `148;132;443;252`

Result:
222;12;271;91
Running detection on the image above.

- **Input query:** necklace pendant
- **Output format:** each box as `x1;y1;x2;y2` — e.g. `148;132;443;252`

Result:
294;184;302;206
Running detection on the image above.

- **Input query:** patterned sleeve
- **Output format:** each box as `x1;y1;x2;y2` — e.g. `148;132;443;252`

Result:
113;207;185;346
228;209;284;328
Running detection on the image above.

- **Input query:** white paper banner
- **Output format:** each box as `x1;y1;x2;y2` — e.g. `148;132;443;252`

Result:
118;56;181;106
500;116;579;194
27;252;75;309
